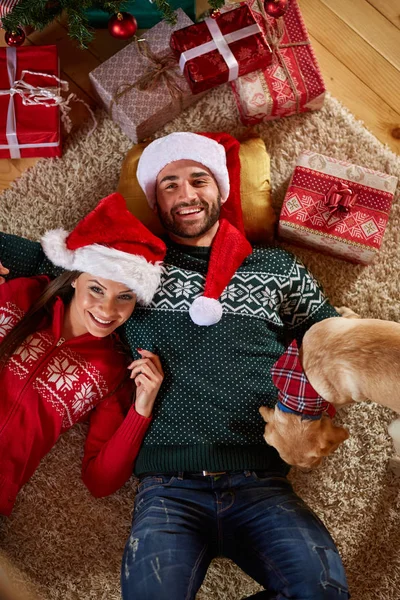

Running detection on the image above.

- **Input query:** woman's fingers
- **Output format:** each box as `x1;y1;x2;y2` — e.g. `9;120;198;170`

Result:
128;353;164;378
129;363;163;385
0;262;9;285
137;349;164;376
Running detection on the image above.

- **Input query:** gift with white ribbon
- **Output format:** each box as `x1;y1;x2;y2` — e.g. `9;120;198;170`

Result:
171;4;271;94
179;19;262;82
0;45;96;159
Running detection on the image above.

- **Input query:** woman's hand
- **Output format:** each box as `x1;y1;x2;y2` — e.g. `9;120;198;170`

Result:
0;261;9;285
127;349;164;418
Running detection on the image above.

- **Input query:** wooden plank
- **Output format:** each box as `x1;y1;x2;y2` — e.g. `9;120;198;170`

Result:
27;19;100;101
299;0;400;116
309;34;400;154
0;158;39;193
366;0;400;29
322;0;400;70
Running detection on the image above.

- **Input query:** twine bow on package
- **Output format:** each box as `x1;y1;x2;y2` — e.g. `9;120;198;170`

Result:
89;9;206;144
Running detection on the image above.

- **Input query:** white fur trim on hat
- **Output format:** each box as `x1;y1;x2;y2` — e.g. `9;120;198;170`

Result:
41;229;75;269
137;132;230;209
189;296;223;326
41;230;162;305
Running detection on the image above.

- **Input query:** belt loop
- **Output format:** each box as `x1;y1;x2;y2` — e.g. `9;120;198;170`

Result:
177;471;184;480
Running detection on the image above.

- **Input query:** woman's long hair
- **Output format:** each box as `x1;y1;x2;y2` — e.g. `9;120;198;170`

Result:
0;271;80;370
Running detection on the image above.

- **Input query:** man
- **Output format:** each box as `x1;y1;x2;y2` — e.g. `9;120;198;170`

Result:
0;132;349;599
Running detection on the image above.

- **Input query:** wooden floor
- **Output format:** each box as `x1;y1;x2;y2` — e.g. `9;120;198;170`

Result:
0;0;399;193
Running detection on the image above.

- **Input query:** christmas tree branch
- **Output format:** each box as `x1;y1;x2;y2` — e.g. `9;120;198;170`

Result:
2;0;124;47
2;0;227;46
153;0;178;25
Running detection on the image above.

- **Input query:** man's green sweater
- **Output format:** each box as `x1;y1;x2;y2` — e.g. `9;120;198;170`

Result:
0;234;338;475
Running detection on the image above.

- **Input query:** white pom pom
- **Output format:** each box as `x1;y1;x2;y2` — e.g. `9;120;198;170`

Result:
189;296;223;326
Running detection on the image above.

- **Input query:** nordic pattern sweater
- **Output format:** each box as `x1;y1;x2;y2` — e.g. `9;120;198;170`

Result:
0;234;338;483
0;274;150;514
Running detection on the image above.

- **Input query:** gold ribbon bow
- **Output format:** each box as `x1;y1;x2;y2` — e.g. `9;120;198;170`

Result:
325;183;358;215
110;40;184;113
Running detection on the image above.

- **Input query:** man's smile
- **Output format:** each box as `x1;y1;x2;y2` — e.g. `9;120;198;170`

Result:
174;205;205;219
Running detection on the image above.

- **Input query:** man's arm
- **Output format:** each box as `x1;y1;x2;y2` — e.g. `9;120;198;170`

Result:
0;233;62;280
279;255;339;345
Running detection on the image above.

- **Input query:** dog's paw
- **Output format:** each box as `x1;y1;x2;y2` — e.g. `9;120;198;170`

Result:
335;306;361;319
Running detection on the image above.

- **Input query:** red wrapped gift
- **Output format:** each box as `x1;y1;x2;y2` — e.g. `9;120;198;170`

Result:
230;0;325;124
170;4;272;94
278;152;398;265
0;45;62;159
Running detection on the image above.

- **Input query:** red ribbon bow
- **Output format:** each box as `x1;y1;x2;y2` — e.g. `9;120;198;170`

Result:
325;183;358;215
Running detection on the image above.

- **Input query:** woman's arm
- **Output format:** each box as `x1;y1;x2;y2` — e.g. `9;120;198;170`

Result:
81;378;152;498
82;350;164;498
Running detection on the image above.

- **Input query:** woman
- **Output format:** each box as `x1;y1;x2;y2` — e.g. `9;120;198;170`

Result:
0;192;165;516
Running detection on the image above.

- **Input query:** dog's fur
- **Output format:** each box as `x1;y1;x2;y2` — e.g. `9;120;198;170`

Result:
260;316;400;468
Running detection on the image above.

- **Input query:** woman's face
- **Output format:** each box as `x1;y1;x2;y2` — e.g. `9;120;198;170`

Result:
68;273;137;338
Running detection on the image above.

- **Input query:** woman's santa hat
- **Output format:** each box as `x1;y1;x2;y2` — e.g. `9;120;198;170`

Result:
137;131;253;326
41;192;166;305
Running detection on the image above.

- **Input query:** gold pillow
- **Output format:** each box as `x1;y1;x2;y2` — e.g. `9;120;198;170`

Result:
117;137;275;244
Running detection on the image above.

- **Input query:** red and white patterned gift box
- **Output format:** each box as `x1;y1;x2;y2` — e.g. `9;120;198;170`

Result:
230;0;325;124
278;151;398;265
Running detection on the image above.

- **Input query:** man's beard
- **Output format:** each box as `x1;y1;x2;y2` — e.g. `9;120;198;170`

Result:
156;195;221;239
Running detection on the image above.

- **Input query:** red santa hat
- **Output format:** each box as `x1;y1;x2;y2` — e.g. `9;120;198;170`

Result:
41;192;166;305
137;131;252;326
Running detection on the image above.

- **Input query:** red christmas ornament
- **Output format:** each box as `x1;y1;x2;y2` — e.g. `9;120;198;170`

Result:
4;27;26;47
108;12;137;40
210;9;221;19
264;0;289;18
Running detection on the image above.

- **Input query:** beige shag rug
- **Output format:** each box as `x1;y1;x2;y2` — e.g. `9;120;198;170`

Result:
0;85;399;600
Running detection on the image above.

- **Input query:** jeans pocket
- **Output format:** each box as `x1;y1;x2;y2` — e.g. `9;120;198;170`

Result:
315;546;349;595
137;474;177;495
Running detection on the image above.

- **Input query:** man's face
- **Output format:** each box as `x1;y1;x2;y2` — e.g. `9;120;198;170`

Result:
155;160;222;240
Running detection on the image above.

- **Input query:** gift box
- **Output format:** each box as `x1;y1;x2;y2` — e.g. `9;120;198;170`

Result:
0;45;62;159
230;0;325;124
170;4;272;95
84;0;195;28
278;152;398;265
89;9;206;144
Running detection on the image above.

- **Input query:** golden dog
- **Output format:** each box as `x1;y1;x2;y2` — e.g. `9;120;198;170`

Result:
260;316;400;468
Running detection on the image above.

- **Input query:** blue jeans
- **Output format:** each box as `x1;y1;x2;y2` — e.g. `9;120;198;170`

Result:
121;471;349;600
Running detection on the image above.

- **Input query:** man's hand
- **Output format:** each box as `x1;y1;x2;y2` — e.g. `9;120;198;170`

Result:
127;349;164;418
0;262;9;285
